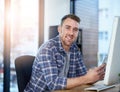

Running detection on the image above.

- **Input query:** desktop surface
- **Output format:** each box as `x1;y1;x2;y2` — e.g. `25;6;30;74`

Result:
54;82;120;92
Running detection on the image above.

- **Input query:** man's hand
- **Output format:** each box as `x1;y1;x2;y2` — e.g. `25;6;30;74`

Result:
66;64;106;89
85;63;106;84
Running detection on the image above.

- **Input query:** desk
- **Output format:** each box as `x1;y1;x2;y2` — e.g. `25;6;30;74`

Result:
54;84;120;92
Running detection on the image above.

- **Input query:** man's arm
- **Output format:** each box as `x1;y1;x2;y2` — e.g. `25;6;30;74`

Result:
66;63;106;89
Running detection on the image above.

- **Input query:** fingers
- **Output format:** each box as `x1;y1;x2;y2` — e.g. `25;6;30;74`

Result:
96;63;106;72
96;64;106;80
86;64;106;83
99;70;105;79
89;65;106;80
100;63;106;69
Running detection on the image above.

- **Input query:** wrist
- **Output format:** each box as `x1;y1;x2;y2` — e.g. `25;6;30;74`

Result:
78;75;89;85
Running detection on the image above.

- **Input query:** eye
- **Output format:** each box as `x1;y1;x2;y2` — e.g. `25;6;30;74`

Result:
73;28;79;33
65;26;70;30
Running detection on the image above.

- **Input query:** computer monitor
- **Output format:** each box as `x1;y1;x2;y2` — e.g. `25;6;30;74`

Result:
49;25;58;39
104;16;120;85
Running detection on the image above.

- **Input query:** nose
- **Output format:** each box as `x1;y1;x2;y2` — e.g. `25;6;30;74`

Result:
69;29;74;35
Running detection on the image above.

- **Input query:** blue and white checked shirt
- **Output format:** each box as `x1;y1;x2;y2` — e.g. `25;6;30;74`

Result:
24;35;87;92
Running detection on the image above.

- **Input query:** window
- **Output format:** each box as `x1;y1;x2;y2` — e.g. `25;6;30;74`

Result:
99;32;103;40
0;0;4;91
10;0;39;91
1;0;39;91
105;31;108;40
99;31;108;40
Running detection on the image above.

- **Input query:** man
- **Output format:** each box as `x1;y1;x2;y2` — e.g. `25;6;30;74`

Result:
24;14;105;92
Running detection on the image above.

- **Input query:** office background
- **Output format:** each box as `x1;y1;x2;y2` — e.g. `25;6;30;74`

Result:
0;0;120;92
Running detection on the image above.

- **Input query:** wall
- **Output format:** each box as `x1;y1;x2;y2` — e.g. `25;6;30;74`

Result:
44;0;70;41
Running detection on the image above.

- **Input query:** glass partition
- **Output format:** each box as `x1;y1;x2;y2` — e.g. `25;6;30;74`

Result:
0;0;4;91
10;0;39;91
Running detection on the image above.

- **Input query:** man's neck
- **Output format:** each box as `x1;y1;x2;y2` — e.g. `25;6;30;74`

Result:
63;45;70;52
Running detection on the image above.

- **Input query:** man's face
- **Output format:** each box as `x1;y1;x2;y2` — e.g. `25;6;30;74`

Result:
58;18;79;50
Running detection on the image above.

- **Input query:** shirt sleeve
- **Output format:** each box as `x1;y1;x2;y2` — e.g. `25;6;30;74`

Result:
35;47;67;90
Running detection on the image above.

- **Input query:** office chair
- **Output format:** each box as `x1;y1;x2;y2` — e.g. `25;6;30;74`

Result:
15;55;35;92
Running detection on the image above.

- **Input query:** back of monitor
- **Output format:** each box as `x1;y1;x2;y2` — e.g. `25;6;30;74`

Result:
104;16;120;85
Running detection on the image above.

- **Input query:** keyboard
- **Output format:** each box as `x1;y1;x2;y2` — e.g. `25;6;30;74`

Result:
84;84;115;92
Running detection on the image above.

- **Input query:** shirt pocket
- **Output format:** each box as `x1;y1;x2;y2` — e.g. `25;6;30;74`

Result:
56;59;64;69
54;53;65;72
56;57;64;74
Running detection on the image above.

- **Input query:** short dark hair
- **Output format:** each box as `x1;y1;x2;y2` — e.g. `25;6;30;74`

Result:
61;14;81;25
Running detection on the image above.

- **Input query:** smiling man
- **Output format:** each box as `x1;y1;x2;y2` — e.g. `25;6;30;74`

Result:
24;14;106;92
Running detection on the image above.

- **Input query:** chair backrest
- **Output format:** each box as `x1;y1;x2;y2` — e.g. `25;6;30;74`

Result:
15;55;35;92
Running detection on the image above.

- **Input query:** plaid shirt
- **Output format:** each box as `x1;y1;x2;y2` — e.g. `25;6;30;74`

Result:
24;35;87;92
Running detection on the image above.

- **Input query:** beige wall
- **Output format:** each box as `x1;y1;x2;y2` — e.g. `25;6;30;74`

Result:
44;0;70;42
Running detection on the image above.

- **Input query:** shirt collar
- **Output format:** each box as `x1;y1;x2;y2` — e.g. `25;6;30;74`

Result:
56;35;78;53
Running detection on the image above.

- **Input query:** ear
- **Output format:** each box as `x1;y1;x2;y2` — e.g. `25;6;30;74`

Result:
58;26;61;33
